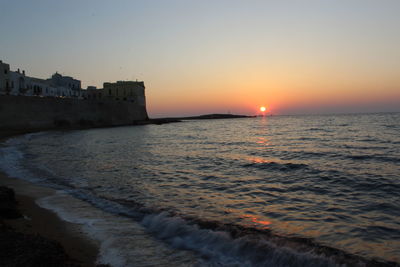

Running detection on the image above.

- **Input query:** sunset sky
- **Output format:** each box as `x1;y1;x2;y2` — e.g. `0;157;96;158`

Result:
1;0;399;117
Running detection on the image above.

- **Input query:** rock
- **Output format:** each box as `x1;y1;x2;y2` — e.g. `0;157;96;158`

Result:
0;186;22;219
0;224;80;267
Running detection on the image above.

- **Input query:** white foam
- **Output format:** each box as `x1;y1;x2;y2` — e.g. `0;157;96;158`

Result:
141;212;340;267
22;131;47;140
0;136;43;183
36;191;199;267
1;133;343;266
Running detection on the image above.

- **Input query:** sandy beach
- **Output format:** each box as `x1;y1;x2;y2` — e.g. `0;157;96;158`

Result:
0;132;100;267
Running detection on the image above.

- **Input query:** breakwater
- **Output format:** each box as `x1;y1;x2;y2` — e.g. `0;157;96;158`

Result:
0;95;148;131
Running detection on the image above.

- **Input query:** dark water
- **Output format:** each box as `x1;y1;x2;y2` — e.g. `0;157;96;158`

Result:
1;113;400;266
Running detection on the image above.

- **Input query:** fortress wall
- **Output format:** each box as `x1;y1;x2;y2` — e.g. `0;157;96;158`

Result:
0;95;148;130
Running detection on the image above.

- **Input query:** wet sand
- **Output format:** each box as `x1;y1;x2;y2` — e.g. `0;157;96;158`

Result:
0;132;100;267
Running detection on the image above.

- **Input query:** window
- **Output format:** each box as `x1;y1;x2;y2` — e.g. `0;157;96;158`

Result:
109;89;111;95
4;69;7;74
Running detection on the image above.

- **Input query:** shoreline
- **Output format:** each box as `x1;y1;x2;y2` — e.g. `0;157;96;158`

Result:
0;132;101;266
0;172;100;267
0;122;183;266
3;123;398;266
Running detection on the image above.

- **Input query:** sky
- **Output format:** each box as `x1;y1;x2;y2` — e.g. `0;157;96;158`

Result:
1;0;399;117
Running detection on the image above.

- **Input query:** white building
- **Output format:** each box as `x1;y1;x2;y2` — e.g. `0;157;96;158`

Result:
0;60;11;95
0;60;85;98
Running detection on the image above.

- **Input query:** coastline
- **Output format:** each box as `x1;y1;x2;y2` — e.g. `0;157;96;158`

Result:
0;132;100;267
1;121;399;266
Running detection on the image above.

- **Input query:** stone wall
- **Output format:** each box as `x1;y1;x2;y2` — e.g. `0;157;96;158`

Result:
0;95;148;130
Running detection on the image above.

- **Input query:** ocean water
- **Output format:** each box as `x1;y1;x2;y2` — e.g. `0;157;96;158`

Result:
1;113;400;266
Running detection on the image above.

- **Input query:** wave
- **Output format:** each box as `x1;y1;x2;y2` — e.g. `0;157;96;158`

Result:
34;189;344;266
0;137;44;183
2;130;400;266
141;212;399;267
142;212;337;267
40;190;335;267
307;128;334;132
243;161;309;171
35;185;399;267
87;193;399;267
37;191;200;267
347;154;400;163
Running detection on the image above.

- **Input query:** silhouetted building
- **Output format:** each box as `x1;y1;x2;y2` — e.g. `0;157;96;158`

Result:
103;81;146;106
0;60;11;95
0;60;147;107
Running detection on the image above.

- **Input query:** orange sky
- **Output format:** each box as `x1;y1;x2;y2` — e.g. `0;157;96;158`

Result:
2;1;399;117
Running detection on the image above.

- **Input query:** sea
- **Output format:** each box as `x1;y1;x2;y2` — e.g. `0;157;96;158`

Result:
1;113;399;267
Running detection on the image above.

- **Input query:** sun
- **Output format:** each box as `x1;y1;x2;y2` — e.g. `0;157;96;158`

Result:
260;106;266;112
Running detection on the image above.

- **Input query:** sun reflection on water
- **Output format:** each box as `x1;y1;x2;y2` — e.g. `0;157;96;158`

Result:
240;214;271;229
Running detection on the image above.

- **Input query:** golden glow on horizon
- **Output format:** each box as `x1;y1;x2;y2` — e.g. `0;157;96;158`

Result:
4;1;397;117
260;106;266;112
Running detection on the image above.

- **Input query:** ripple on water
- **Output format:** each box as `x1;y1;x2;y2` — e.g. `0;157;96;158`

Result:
1;113;400;264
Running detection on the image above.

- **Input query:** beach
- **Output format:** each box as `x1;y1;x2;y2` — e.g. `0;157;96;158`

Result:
0;132;100;267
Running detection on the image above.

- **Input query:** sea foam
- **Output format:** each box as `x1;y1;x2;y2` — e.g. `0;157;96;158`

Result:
36;191;199;267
